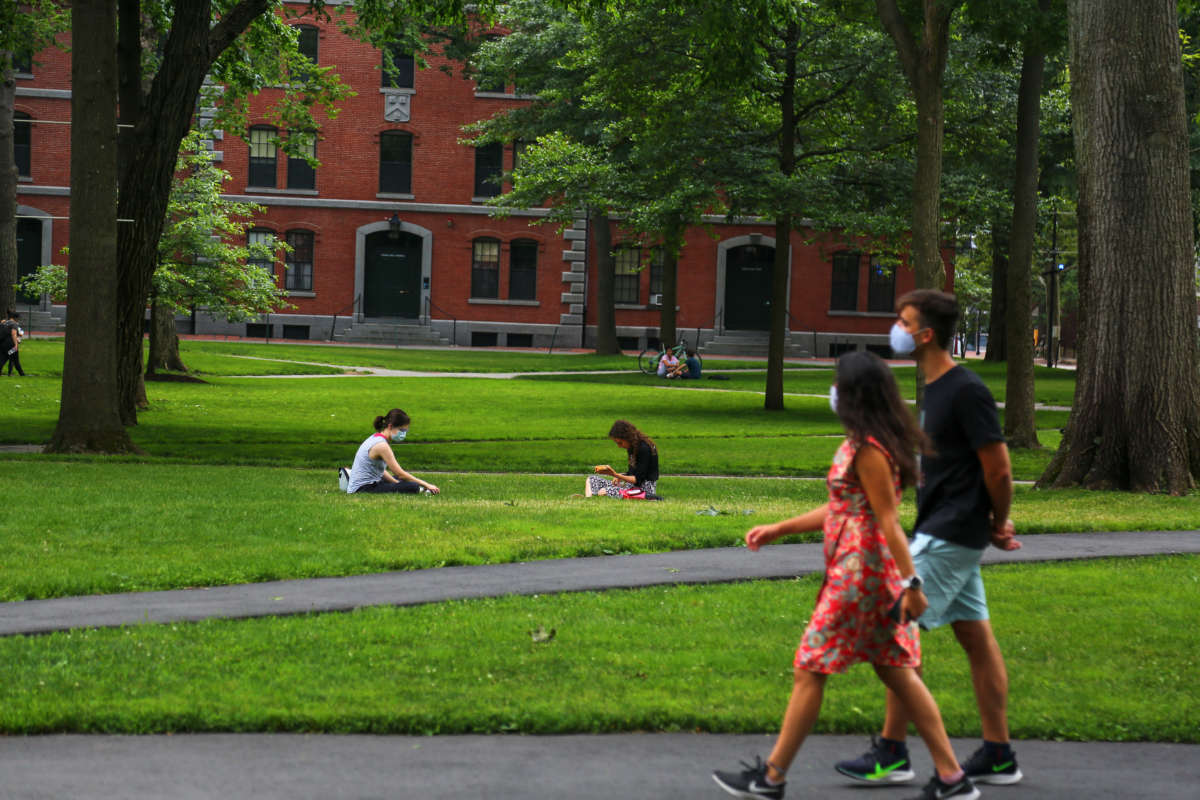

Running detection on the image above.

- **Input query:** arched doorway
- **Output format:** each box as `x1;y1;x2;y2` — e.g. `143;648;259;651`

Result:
724;243;775;331
363;229;423;318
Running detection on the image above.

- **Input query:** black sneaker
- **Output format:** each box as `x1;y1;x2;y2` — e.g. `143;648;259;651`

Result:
834;736;916;784
963;744;1023;785
712;755;785;799
904;774;980;800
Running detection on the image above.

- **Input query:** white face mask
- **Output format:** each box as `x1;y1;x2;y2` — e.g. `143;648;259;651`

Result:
828;384;839;414
390;429;408;442
889;322;917;356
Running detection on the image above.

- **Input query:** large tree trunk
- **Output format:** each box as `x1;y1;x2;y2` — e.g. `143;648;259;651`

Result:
115;0;272;424
47;0;137;454
1003;21;1048;449
1039;0;1200;492
590;209;619;354
876;0;959;290
983;216;1008;361
765;22;798;412
0;56;16;316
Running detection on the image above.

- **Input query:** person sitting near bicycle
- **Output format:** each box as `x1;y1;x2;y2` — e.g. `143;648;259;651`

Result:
658;348;680;378
586;420;659;498
669;348;702;379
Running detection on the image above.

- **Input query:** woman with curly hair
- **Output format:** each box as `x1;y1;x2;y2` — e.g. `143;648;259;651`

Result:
585;419;660;498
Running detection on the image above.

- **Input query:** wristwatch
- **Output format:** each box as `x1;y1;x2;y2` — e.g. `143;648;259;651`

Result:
901;575;923;591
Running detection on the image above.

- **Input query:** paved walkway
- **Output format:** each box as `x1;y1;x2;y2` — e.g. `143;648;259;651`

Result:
1;732;1195;799
3;531;1197;636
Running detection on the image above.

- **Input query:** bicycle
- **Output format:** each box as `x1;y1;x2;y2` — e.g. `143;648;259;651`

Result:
638;340;701;376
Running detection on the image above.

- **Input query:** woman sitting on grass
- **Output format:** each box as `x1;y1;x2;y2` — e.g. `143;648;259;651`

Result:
345;408;440;495
586;420;659;498
712;351;977;800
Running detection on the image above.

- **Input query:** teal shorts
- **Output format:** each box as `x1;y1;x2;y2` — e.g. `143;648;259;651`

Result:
911;532;989;630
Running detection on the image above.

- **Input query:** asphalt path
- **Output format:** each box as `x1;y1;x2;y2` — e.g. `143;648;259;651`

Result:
0;732;1195;799
2;531;1197;636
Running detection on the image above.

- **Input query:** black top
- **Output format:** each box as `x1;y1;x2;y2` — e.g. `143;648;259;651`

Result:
629;440;660;487
913;366;1005;550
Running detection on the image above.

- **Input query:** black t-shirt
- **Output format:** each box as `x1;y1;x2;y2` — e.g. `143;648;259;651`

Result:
629;441;660;486
914;366;1004;549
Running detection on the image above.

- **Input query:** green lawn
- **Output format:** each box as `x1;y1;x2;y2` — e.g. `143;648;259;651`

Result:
1;555;1195;741
1;462;1196;602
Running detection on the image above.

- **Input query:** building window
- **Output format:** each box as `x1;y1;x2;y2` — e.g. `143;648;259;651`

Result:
475;35;505;92
248;126;277;187
14;112;31;177
12;51;32;74
380;131;412;194
287;131;316;190
247;229;277;276
471;237;500;298
512;139;528;173
509;239;538;300
285;230;314;291
867;261;895;312
648;247;664;297
474;142;503;198
614;245;641;305
295;25;319;63
383;44;414;89
830;251;860;312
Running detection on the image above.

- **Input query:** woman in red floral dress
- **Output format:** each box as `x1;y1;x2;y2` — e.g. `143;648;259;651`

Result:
713;351;979;800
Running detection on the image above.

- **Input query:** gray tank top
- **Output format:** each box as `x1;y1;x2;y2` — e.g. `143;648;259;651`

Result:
347;433;388;492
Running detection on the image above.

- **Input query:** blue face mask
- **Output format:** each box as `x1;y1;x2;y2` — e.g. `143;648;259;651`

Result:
390;429;408;442
890;322;917;356
828;385;839;414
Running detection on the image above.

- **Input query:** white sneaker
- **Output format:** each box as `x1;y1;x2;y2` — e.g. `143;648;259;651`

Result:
338;467;350;492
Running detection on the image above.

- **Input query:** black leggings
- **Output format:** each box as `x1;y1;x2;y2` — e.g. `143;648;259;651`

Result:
3;349;22;376
354;479;420;494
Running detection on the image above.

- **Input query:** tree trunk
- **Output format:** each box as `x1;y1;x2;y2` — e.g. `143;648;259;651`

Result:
766;22;798;412
658;218;682;350
1040;0;1200;492
876;0;959;290
147;293;187;374
1003;22;1047;449
983;217;1008;361
114;0;273;424
47;0;137;454
590;209;619;354
0;56;16;316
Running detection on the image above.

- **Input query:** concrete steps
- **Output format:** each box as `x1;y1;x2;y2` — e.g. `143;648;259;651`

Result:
332;320;449;347
700;330;814;358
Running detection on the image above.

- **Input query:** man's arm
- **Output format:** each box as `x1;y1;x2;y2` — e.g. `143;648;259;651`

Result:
977;440;1019;550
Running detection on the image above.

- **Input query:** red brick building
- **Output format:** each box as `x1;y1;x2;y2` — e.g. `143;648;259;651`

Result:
14;5;948;356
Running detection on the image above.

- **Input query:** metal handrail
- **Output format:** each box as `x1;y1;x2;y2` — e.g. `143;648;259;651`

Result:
424;295;458;346
328;294;361;341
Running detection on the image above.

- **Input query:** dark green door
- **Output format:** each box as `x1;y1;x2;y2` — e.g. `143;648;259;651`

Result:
724;244;774;331
364;230;422;318
15;218;41;304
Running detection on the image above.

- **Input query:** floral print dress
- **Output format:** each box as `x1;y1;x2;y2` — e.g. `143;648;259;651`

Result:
793;436;921;674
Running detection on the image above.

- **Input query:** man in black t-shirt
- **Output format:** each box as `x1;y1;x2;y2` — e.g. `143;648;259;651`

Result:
835;290;1025;792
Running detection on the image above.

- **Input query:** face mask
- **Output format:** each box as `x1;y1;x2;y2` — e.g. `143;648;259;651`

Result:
889;322;917;356
828;385;839;414
390;430;408;442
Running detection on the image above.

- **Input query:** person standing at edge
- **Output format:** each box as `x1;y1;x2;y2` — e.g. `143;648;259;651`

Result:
834;289;1023;788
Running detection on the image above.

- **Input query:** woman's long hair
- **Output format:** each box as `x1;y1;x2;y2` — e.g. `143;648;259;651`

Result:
608;419;656;470
833;351;929;488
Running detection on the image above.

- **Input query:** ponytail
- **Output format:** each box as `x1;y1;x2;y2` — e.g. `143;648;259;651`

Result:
375;408;411;431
